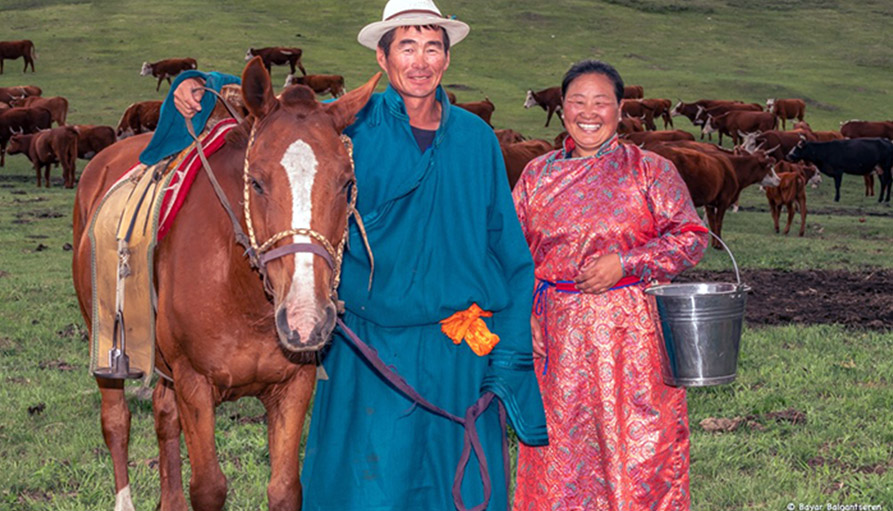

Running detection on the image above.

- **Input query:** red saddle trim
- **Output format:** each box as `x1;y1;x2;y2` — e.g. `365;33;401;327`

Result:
157;118;238;240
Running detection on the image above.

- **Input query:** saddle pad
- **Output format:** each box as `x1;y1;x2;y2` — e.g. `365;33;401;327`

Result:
88;118;237;384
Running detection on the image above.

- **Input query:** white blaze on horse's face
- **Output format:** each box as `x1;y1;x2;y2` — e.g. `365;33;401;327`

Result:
523;90;537;109
280;138;321;343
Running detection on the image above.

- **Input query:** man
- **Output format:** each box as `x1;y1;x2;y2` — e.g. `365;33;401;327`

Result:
155;1;547;509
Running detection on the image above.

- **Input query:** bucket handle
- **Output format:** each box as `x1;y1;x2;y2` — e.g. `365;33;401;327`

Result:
707;230;741;287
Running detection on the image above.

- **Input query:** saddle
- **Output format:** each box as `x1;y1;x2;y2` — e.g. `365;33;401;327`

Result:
88;117;238;385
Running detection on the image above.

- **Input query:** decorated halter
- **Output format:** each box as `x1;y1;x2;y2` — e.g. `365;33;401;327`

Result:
240;123;373;307
186;105;373;312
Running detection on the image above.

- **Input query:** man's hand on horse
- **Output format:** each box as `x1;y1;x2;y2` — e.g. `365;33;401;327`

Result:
174;78;206;119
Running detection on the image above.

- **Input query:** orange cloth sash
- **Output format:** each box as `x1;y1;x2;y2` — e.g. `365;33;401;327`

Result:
440;303;500;356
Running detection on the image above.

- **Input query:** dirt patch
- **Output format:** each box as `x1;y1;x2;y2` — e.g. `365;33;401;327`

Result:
676;269;893;330
443;83;475;91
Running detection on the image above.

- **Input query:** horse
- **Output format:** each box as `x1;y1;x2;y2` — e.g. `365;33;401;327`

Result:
71;56;380;511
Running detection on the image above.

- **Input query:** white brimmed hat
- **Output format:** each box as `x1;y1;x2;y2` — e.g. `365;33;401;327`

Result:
357;0;470;50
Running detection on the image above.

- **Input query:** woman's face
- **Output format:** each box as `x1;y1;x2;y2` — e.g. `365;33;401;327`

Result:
562;73;621;157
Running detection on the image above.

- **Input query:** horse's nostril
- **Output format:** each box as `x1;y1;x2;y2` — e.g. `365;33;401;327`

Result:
275;307;300;344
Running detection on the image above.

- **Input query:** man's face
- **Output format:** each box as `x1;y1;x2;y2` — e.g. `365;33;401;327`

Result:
376;26;450;100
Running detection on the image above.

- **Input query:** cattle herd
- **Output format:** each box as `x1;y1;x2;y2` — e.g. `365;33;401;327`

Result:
1;37;892;242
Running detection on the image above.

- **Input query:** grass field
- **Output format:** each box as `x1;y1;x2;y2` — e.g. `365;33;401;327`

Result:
1;0;892;509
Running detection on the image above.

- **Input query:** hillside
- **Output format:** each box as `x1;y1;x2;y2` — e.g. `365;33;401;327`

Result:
1;0;890;142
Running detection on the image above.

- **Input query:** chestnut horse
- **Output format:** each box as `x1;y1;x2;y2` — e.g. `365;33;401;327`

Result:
72;58;379;511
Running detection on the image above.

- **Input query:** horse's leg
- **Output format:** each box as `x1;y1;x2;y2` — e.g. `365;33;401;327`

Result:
174;370;227;511
153;378;188;511
261;365;316;511
97;377;136;511
833;173;842;202
544;107;553;128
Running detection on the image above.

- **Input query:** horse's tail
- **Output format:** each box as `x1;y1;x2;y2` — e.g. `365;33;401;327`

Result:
29;41;37;60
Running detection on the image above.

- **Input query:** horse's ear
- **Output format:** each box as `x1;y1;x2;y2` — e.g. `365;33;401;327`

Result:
325;72;382;133
242;56;277;119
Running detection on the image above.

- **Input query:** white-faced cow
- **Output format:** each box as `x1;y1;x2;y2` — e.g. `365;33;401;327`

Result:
245;47;306;76
523;86;562;127
0;40;37;74
767;98;806;130
703;110;776;146
140;58;198;91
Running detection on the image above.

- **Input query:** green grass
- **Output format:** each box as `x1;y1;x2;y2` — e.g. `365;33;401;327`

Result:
1;0;892;509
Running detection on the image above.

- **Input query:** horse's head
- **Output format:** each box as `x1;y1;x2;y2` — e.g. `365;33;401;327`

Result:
240;56;380;352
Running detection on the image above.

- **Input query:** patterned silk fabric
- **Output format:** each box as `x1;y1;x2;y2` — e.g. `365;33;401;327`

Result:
512;136;708;511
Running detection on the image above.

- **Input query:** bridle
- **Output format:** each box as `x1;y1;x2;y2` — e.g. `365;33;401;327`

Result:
186;96;372;311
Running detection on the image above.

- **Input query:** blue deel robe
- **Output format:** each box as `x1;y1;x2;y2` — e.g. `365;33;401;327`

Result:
301;85;547;511
141;77;548;511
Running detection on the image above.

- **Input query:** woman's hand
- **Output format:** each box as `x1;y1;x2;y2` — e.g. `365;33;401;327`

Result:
173;78;206;119
531;314;545;359
574;253;623;294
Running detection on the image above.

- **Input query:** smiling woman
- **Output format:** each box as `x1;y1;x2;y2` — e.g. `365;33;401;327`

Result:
511;60;710;511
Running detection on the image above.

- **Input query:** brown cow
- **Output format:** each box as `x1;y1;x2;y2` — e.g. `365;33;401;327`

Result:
840;120;893;140
140;58;198;91
767;98;805;130
116;100;162;139
445;90;457;104
620;99;656;131
284;73;345;98
623;130;694;145
10;96;68;126
7;127;79;188
740;129;811;161
703;110;777;145
792;121;843;142
671;99;745;128
245;47;306;76
72;124;116;159
494;129;526;145
617;117;645;135
456;97;495;126
0;85;41;104
523;86;562;127
647;141;779;247
501;139;553;189
0;106;53;166
622;85;644;99
0;40;37;73
641;98;673;128
765;161;820;236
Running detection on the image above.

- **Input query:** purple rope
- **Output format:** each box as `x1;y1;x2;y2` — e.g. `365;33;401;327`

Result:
335;318;506;511
260;243;333;267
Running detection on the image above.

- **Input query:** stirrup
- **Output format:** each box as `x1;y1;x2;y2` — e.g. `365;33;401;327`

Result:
93;313;144;380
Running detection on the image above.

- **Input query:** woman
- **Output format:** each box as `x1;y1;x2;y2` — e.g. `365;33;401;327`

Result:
512;60;709;510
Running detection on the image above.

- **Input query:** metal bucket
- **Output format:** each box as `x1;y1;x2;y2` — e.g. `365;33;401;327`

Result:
645;232;750;387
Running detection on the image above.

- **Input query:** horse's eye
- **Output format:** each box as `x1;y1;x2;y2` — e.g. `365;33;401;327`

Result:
250;177;264;195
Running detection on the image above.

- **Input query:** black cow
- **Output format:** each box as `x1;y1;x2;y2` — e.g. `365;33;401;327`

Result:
787;138;893;203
